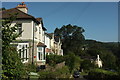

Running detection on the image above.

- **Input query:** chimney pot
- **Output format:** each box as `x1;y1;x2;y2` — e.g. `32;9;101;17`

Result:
16;2;28;13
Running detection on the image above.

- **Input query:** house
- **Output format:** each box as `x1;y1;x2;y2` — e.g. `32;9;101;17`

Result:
47;33;63;56
45;33;54;55
95;55;102;68
54;36;63;56
1;2;47;66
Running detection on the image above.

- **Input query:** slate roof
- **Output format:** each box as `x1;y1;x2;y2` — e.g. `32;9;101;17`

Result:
47;33;54;38
0;8;39;22
36;18;47;31
0;8;46;30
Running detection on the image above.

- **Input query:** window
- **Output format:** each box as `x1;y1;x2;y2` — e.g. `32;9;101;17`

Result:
25;45;28;60
37;47;44;61
39;27;41;34
17;43;29;63
17;23;22;36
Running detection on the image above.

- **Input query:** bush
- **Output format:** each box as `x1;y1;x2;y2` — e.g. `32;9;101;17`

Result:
80;59;96;72
38;66;70;79
46;54;64;67
87;68;119;80
25;63;37;72
64;52;81;73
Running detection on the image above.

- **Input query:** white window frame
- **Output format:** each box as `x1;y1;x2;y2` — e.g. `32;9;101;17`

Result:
17;43;29;63
37;47;45;61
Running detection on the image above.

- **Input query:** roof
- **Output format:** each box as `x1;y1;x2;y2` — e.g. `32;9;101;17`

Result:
36;18;42;22
45;33;52;38
47;33;54;38
37;42;46;47
0;8;40;24
54;36;60;42
46;48;51;53
36;18;47;31
0;8;47;30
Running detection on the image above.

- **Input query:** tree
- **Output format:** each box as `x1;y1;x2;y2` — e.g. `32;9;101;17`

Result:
80;59;96;72
2;14;26;79
0;7;6;11
54;24;85;55
64;52;81;73
100;50;117;69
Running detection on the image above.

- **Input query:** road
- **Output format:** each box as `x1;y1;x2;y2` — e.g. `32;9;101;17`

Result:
74;75;87;80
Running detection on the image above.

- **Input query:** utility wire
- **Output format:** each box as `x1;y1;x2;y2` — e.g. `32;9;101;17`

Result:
43;2;69;18
70;2;92;25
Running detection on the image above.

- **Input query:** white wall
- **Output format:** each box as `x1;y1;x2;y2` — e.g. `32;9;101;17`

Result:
11;20;33;40
45;34;50;49
11;20;45;44
50;34;55;49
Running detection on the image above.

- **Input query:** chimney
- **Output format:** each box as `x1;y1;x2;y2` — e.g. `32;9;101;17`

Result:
16;2;28;13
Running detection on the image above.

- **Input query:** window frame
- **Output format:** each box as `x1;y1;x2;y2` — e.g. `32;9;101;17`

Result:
37;47;45;61
17;43;29;63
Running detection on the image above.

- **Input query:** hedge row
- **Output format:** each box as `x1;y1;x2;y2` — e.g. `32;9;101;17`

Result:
86;68;120;80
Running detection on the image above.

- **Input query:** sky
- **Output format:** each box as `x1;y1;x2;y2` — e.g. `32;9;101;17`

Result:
2;2;118;42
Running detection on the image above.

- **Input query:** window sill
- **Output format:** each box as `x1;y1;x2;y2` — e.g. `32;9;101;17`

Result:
37;60;46;62
22;60;28;63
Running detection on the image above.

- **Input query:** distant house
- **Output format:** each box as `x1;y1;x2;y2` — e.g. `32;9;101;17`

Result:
54;36;63;56
45;33;54;55
95;55;102;68
1;2;47;66
46;33;63;56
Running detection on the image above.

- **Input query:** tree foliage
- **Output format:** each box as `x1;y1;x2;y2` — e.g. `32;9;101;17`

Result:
100;50;117;69
46;54;64;67
64;52;81;73
80;59;96;71
54;24;85;55
2;15;26;79
85;40;118;70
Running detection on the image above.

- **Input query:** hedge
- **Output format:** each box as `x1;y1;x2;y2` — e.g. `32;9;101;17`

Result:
86;68;120;80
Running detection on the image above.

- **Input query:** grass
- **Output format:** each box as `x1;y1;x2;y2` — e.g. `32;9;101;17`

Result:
80;72;88;76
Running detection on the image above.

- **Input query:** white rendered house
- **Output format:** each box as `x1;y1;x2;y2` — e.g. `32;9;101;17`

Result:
95;55;102;68
1;2;47;66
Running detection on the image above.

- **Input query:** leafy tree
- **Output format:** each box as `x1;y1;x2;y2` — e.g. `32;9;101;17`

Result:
84;40;118;70
80;59;96;72
0;7;6;11
54;24;85;55
100;50;117;69
64;52;81;73
46;54;64;67
2;15;26;79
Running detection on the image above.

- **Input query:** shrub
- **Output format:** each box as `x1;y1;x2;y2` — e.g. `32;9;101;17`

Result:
46;54;64;67
38;66;70;79
87;68;119;80
80;59;96;72
25;63;37;72
64;52;81;73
